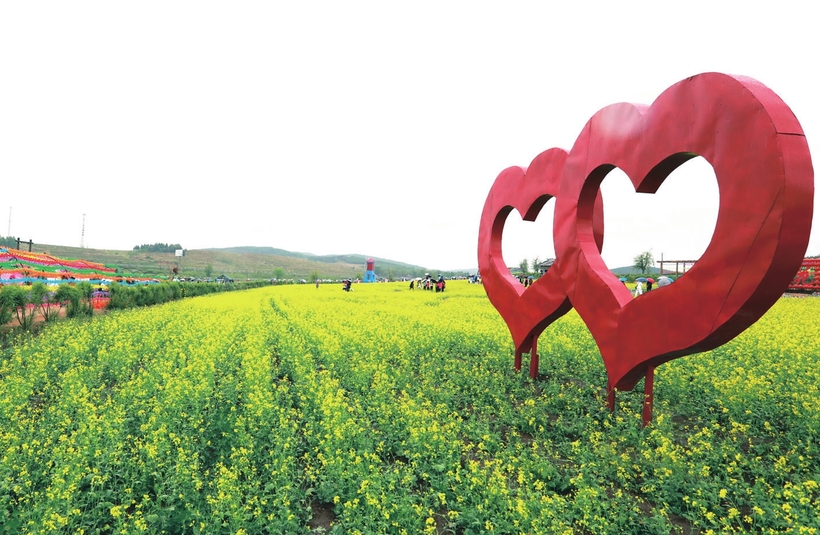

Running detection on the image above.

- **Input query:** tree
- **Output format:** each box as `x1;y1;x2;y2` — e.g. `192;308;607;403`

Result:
518;258;530;277
54;285;79;318
55;282;94;318
633;250;655;274
133;243;183;253
309;270;320;283
4;284;38;330
532;256;542;276
273;267;285;280
30;282;58;323
0;285;14;326
204;264;213;278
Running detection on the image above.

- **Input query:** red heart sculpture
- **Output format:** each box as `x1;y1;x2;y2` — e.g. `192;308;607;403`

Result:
478;149;603;357
553;72;814;392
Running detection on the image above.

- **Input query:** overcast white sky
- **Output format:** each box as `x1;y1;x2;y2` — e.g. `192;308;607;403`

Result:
1;2;817;271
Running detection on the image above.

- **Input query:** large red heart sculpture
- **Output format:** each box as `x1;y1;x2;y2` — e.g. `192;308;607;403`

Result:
477;149;603;363
478;73;813;425
552;72;813;393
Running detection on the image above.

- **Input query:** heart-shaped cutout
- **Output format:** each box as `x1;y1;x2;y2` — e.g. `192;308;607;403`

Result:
553;72;814;391
478;148;603;355
597;158;719;271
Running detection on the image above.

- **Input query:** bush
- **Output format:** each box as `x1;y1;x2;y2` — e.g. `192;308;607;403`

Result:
107;283;137;310
1;285;38;330
0;285;16;326
54;283;93;318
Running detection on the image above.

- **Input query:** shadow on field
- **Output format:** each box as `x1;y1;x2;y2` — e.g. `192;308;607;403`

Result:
308;501;336;533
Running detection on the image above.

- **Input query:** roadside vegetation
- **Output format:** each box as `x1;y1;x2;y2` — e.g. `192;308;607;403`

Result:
0;280;272;342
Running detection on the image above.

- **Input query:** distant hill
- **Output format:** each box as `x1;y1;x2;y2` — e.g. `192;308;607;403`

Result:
209;246;315;258
609;265;662;275
205;246;438;277
608;265;686;276
208;247;427;274
27;244;465;281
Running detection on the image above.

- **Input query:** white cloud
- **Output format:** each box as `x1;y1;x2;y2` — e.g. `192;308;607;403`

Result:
1;1;817;270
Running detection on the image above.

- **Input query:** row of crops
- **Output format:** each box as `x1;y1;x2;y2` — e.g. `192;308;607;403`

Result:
1;282;818;534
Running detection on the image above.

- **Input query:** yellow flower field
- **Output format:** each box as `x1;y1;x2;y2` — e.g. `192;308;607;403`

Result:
1;281;818;534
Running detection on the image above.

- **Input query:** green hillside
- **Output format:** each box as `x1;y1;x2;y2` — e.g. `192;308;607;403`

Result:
209;247;434;276
27;244;463;281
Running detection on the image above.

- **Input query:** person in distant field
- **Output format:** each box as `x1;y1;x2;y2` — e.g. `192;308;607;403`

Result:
316;280;320;289
633;280;643;297
646;279;653;292
409;280;415;290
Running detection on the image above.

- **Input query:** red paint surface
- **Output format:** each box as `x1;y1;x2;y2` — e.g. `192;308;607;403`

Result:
477;149;603;356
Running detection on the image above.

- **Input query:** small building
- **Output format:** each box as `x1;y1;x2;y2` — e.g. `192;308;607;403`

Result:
537;258;555;275
215;274;233;284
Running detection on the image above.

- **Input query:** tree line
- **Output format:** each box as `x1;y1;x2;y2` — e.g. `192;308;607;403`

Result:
1;236;21;248
133;243;183;253
515;250;657;278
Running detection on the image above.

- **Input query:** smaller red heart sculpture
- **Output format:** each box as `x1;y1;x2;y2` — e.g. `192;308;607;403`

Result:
478;149;603;355
553;72;814;392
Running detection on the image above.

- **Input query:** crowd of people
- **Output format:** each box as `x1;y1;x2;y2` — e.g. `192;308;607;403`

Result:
630;276;673;297
409;273;446;292
332;273;465;293
337;275;448;292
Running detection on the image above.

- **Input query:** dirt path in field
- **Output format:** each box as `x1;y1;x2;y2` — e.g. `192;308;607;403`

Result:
3;304;107;332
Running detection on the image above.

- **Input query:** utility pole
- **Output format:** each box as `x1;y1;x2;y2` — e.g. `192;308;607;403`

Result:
81;213;86;248
7;206;11;236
